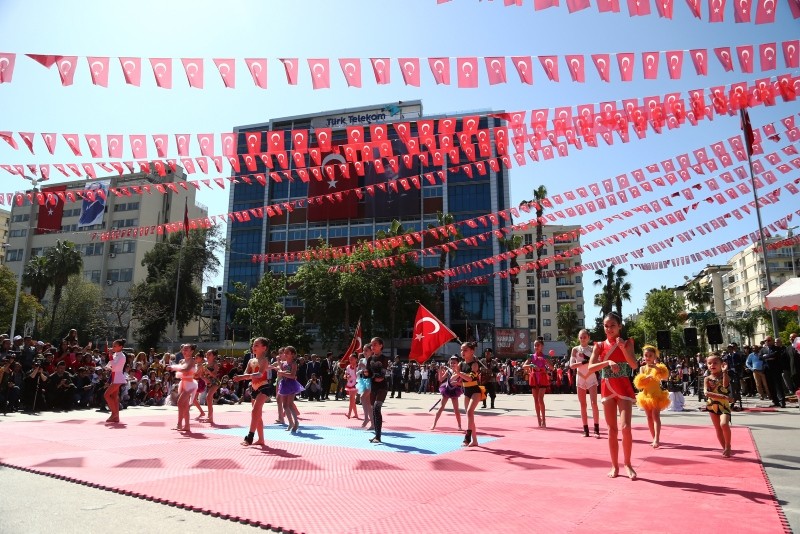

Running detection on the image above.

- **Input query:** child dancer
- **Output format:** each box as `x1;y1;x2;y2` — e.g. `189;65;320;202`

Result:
586;312;638;480
356;345;373;430
345;354;360;419
198;349;221;424
523;340;553;428
569;329;599;437
705;353;733;457
634;345;670;448
168;344;199;432
233;337;270;446
277;346;304;433
455;342;482;447
430;356;463;431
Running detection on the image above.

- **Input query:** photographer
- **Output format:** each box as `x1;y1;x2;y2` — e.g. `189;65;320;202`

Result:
48;361;76;412
73;367;94;409
1;355;14;414
23;359;48;412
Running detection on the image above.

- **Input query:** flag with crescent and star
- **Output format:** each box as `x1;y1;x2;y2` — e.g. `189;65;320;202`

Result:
36;185;66;235
409;304;457;364
339;319;362;369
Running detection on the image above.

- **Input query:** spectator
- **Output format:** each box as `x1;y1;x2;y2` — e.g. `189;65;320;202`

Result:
48;361;76;411
305;373;322;401
73;367;94;409
760;336;786;408
745;346;769;400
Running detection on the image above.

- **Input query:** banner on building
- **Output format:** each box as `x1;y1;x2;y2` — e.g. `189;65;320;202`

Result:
78;179;110;228
495;328;531;356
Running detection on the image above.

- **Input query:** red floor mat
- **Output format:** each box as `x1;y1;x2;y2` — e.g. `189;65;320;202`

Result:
0;411;785;534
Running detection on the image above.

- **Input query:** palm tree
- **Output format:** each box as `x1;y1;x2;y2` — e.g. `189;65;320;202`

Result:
613;268;632;319
685;281;713;311
428;211;461;318
593;265;631;319
23;255;51;302
45;240;83;337
498;234;523;328
522;185;548;336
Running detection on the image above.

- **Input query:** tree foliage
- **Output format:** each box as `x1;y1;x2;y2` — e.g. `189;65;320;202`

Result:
556;304;580;343
39;275;105;342
0;265;42;337
233;274;309;350
130;227;222;349
640;287;686;342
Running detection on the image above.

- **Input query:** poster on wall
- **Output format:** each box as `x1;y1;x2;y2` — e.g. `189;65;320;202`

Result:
78;180;110;228
495;328;531;357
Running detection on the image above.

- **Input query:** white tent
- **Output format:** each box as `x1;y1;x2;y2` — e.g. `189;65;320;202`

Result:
764;277;800;311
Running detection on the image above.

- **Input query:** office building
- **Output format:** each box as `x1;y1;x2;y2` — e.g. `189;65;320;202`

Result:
222;101;513;346
0;208;9;267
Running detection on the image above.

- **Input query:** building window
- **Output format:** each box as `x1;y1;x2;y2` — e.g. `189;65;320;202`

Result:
575;276;582;284
5;249;23;262
541;290;550;298
423;186;443;198
11;214;30;223
112;218;138;229
528;319;536;330
577;304;583;312
527;304;536;315
540;277;549;284
576;290;582;297
84;270;101;284
542;305;551;312
82;242;105;256
113;202;140;212
543;319;551;327
9;229;27;238
543;333;552;341
527;289;536;300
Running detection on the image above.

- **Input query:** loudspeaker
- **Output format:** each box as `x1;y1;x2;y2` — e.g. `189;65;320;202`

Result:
706;323;723;345
683;327;698;348
656;330;671;351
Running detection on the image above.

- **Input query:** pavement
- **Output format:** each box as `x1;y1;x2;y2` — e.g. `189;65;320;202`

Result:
0;390;798;534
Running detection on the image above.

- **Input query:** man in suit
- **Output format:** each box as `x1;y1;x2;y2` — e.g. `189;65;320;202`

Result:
320;352;333;400
760;336;786;408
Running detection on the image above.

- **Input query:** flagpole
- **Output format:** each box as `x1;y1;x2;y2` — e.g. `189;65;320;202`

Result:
741;108;779;337
171;237;183;354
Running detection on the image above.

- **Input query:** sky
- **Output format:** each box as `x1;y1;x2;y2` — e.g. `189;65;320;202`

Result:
0;0;798;319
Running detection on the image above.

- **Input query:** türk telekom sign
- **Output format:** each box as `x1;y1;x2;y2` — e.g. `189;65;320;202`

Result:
495;328;531;356
311;103;422;130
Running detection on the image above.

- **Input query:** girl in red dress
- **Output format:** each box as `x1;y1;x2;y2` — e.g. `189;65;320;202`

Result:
587;312;638;480
523;340;553;428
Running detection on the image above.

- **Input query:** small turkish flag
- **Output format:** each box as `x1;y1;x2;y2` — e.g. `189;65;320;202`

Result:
456;57;479;88
642;52;659;79
130;134;147;159
592;54;611;82
181;58;204;88
690;49;708;75
245;58;267;88
511;56;533;84
565;55;585;82
484;56;507;85
86;56;109;87
85;134;102;158
736;45;755;73
370;58;390;84
119;56;142;86
714;47;734;71
308;58;330;89
280;58;299;85
759;43;777;71
596;0;621;11
398;57;421;86
428;57;451;85
150;58;173;88
214;58;236;88
755;0;777;23
56;56;78;86
339;58;361;88
538;55;559;81
665;50;683;79
734;0;752;20
408;304;457;364
0;53;15;83
616;52;635;81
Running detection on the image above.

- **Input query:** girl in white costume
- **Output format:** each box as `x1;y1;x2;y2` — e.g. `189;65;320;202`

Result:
569;329;600;438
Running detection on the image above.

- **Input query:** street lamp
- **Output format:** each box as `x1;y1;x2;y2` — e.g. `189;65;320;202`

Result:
9;175;43;338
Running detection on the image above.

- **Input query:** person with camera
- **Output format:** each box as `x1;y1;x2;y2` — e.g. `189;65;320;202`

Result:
1;355;15;414
47;360;76;411
24;358;48;412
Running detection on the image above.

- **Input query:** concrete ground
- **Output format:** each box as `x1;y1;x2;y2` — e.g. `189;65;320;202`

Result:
1;390;797;534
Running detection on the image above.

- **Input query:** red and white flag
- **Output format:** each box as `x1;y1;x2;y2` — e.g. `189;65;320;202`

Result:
0;53;16;83
339;58;362;88
245;58;267;88
429;57;451;85
592;54;611;82
408;304;457;364
308;58;330;89
511;56;534;84
181;58;204;88
214;58;236;88
280;58;299;85
56;56;78;86
539;55;559;81
119;57;142;86
150;57;173;88
398;57;421;86
339;319;363;369
754;0;777;23
370;58;390;84
565;55;585;82
457;57;479;88
86;56;109;87
617;52;635;81
484;57;507;85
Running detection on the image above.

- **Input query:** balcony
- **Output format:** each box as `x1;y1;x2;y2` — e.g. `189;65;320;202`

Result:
556;278;574;287
556;292;575;301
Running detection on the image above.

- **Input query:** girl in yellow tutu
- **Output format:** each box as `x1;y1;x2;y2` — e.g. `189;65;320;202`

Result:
633;345;670;448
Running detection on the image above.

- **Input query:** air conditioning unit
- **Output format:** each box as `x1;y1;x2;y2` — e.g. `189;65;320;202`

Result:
109;253;116;258
216;285;223;294
215;293;222;301
106;280;114;286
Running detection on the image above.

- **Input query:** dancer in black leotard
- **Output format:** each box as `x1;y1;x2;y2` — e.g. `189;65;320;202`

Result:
365;337;389;444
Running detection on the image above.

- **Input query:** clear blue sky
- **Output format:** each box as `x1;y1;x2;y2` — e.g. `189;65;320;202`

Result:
0;0;798;318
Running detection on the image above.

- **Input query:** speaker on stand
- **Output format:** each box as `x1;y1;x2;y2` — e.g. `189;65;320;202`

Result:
656;330;671;352
683;327;698;348
706;323;723;346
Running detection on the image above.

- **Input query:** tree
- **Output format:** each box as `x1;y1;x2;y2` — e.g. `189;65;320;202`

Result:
39;275;105;342
498;234;523;327
727;313;759;346
44;240;83;337
130;227;222;349
639;287;686;348
22;255;51;302
556;304;580;343
234;273;309;350
0;265;42;336
613;268;632;319
522;185;547;336
593;265;631;319
684;281;713;310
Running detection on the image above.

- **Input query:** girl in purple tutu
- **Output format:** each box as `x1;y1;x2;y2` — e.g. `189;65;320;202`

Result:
277;346;304;433
430;356;463;431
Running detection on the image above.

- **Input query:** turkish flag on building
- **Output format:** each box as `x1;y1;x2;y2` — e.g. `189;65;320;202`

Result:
307;146;357;222
339;319;362;369
36;185;66;235
408;304;457;364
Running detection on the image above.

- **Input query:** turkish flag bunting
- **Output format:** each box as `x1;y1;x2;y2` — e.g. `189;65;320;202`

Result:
755;0;777;23
539;55;559;81
566;0;591;11
457;57;479;88
690;49;709;75
280;58;299;85
339;319;363;369
485;57;507;84
149;58;173;88
399;58;421;86
736;45;755;73
181;58;204;88
55;56;78;86
197;134;214;157
642;52;659;79
370;58;390;84
596;0;621;11
663;51;683;78
152;134;168;157
308;58;330;89
628;0;651;15
565;55;585;82
733;0;752;20
339;58;362;88
129;134;147;159
708;0;726;21
86;56;109;87
245;58;267;88
656;0;674;16
534;0;559;8
63;133;81;156
685;0;702;17
213;58;236;88
429;57;451;85
714;47;734;71
0;53;16;83
592;54;611;82
617;53;634;81
408;304;457;364
511;56;533;84
782;41;799;68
